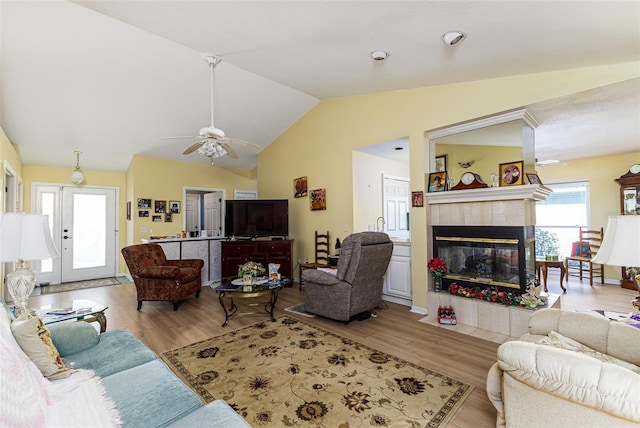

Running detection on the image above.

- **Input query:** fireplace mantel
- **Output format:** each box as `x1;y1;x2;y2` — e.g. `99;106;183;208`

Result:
426;184;552;227
425;184;552;205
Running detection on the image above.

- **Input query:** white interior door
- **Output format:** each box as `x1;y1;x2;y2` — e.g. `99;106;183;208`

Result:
383;175;410;239
35;185;117;284
204;191;222;235
185;193;201;233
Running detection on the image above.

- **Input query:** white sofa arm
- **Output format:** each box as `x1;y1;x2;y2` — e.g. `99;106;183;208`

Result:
497;341;640;424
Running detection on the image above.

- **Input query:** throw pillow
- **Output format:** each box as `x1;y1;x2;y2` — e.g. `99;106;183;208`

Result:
11;314;72;380
537;330;640;374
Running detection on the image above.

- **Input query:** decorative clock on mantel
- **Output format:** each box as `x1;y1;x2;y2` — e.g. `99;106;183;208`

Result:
450;172;489;190
615;163;640;290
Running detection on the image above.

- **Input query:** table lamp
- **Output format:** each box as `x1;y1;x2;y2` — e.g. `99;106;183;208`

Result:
592;215;640;310
0;213;59;317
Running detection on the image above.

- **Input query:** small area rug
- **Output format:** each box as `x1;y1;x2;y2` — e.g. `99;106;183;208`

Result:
163;316;473;427
34;277;129;295
284;303;316;318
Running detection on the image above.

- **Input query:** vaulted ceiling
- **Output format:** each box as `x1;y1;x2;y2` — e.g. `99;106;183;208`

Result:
2;1;639;172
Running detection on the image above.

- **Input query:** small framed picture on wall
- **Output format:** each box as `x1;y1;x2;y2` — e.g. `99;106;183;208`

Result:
412;191;424;207
310;188;326;211
155;200;166;213
499;160;524;186
294;176;308;198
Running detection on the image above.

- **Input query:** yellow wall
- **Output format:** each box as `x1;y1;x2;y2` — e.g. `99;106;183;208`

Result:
435;144;522;186
22;165;128;273
537;151;640;281
127;156;257;245
20;156;256;275
352;151;409;234
0;128;23;182
257;63;640;312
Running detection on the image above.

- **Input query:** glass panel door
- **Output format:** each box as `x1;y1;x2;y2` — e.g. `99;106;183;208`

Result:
61;187;116;282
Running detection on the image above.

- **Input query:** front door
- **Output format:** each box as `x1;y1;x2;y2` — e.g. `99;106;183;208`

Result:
34;185;118;284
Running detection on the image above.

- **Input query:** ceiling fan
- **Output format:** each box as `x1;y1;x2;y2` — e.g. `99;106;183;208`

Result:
163;55;260;164
535;158;567;167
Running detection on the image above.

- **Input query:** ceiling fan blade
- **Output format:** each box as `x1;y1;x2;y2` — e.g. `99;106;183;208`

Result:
222;143;239;158
161;135;198;140
183;141;205;155
229;137;260;150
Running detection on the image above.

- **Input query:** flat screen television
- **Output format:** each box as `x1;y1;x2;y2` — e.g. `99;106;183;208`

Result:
225;199;288;238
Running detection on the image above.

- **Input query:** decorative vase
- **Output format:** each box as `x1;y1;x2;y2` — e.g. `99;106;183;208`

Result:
242;274;253;292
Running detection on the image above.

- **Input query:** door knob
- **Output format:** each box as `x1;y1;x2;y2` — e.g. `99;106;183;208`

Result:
63;235;71;239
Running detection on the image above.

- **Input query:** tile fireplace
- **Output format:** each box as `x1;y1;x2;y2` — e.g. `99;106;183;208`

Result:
433;225;535;294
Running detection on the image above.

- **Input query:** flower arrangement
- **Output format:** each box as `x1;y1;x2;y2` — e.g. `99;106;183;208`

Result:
238;261;266;278
428;257;448;279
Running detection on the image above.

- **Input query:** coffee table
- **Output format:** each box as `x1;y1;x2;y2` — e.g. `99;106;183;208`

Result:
214;279;288;327
35;299;108;333
535;259;567;293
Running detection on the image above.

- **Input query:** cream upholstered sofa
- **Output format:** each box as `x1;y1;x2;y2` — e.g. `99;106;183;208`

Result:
486;308;640;428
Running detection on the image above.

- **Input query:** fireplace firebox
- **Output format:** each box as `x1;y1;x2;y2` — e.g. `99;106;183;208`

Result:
433;225;535;294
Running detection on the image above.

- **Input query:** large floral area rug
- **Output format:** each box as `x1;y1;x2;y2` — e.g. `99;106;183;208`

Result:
162;316;473;427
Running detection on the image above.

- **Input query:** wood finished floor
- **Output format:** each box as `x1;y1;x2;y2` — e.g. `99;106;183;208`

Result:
29;273;638;428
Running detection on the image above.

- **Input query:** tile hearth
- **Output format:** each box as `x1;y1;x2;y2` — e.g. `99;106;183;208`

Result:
420;291;561;344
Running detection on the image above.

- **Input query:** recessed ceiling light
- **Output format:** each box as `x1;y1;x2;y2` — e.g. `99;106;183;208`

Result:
442;31;466;46
370;51;389;61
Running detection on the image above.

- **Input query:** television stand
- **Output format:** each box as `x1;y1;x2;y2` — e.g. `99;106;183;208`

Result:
221;239;294;284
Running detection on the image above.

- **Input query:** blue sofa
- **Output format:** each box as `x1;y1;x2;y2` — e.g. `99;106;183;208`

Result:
0;302;250;427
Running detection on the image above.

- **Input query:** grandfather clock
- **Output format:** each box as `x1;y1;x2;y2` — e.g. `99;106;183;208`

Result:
615;164;640;289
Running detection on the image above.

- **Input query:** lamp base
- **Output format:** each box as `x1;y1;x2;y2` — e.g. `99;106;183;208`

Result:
6;260;36;318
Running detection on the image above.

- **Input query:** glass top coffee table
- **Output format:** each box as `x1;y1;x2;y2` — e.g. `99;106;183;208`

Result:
35;299;108;333
214;279;288;327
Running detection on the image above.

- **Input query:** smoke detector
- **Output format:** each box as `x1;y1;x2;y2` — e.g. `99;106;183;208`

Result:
370;51;389;61
442;31;466;46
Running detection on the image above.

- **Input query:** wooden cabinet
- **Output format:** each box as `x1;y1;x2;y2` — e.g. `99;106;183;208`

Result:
221;240;293;283
615;166;640;289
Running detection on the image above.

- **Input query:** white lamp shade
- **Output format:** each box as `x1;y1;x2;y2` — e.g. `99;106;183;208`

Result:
592;215;640;267
0;213;60;262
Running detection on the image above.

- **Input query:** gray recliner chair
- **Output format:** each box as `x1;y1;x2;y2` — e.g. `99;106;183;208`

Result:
302;232;393;322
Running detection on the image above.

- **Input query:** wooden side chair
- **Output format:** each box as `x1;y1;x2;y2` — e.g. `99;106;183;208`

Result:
565;227;604;286
299;230;330;290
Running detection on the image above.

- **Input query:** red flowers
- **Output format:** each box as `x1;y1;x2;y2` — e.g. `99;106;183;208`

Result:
428;257;448;274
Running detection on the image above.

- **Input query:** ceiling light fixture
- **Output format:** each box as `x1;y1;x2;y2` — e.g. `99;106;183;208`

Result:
442;31;466;46
71;151;85;184
370;51;389;61
197;140;228;165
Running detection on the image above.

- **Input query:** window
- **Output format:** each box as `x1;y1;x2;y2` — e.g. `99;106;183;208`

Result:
535;181;590;258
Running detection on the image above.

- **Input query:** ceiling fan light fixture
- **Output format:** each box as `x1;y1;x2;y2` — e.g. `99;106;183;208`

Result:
197;141;227;159
442;31;466;46
71;151;85;185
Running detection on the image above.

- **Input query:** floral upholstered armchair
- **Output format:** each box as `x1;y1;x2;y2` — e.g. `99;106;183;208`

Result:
121;243;204;311
302;232;393;322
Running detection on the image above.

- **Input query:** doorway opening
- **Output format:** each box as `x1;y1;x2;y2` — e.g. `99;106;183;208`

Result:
183;187;226;237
